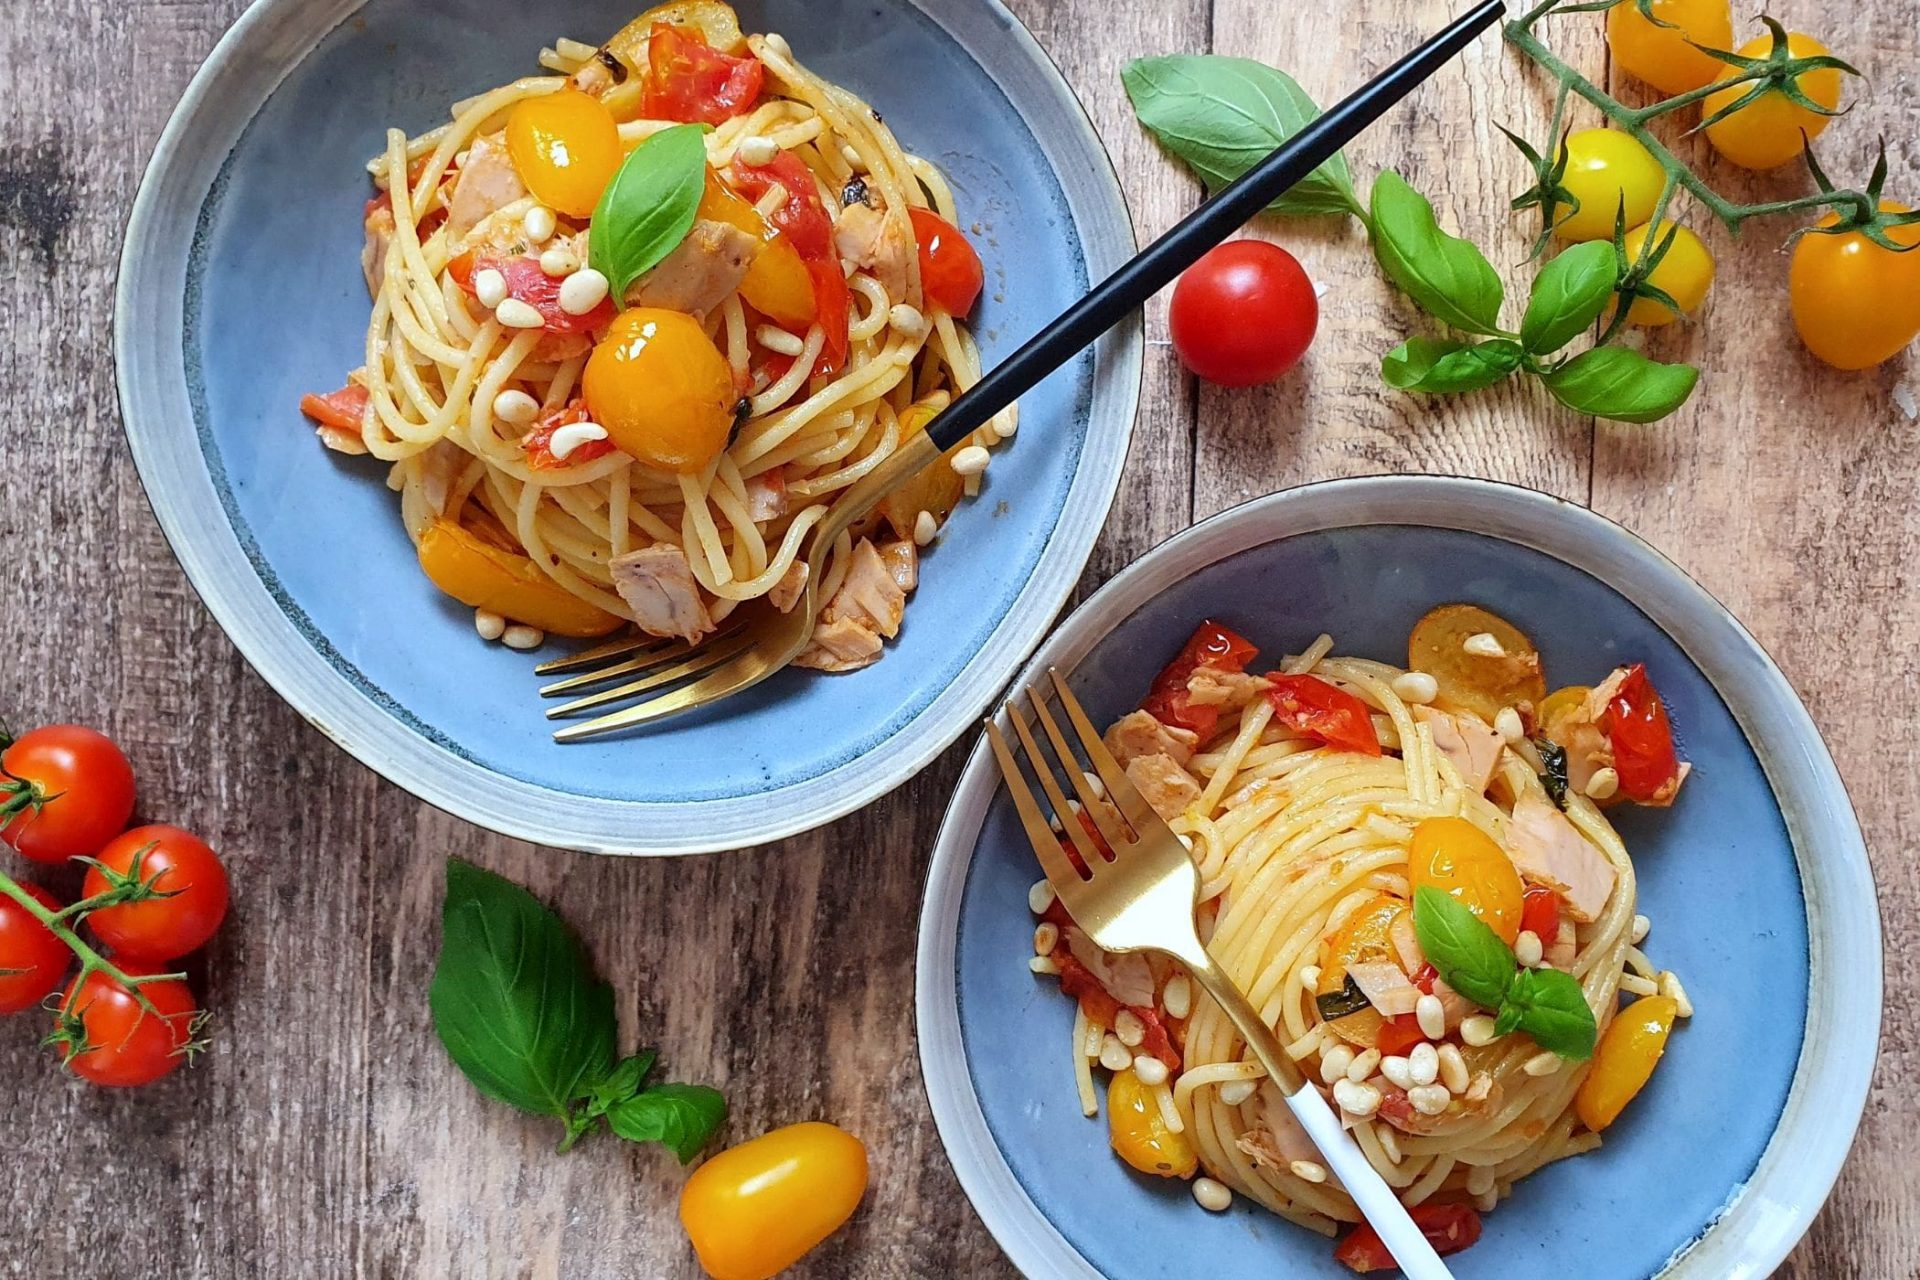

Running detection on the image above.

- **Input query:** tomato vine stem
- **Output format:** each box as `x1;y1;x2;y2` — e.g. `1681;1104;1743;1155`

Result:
0;869;186;1020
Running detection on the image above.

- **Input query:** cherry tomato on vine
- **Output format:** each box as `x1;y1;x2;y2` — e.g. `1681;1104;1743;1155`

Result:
1789;203;1920;370
1554;129;1665;243
1618;222;1715;326
1702;30;1843;171
83;824;230;963
679;1121;869;1280
0;884;70;1013
1168;240;1318;387
54;966;201;1088
1;725;136;864
1605;0;1734;95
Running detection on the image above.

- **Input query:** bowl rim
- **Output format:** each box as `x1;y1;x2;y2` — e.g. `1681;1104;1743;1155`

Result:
112;0;1142;856
916;473;1880;1279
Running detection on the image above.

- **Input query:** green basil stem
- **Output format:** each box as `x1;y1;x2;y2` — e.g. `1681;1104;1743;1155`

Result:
0;871;187;1017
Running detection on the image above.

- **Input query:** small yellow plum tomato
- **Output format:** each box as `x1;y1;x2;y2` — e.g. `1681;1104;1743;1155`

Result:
1576;994;1678;1132
1108;1067;1199;1178
1555;129;1666;243
505;88;623;219
1409;817;1524;945
1606;0;1735;95
1618;222;1715;327
1702;30;1844;171
678;1121;869;1280
1789;203;1920;370
583;308;737;474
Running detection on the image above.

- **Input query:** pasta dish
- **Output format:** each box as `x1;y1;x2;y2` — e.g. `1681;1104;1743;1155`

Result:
300;1;1005;669
1026;606;1691;1270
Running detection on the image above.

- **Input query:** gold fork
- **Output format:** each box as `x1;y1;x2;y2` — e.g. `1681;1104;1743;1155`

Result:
532;0;1505;741
986;670;1455;1280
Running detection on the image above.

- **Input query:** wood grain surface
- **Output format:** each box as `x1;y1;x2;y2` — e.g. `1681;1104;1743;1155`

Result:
2;0;1914;1275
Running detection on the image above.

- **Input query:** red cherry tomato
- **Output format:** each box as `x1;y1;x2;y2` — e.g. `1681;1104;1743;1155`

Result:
447;253;615;335
0;884;70;1013
1;725;137;864
523;399;617;470
643;22;764;126
1168;240;1318;386
1521;883;1561;942
1139;620;1260;741
1334;1202;1483;1272
727;153;851;375
908;208;984;316
83;825;230;963
54;966;201;1088
1265;675;1383;757
1602;664;1681;802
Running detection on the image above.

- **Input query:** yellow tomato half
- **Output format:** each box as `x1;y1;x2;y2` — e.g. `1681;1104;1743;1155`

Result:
1409;817;1524;945
583;308;737;475
505;88;623;219
415;521;623;636
1606;0;1735;95
1316;891;1408;1049
679;1122;870;1280
1702;31;1843;171
1108;1067;1198;1178
1576;995;1678;1132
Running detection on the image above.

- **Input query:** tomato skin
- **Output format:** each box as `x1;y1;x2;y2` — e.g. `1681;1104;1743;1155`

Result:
1790;203;1920;370
1409;817;1524;945
1265;675;1383;757
1170;241;1318;386
1140;621;1259;741
679;1122;869;1280
1606;0;1734;95
1555;129;1665;243
1334;1203;1483;1272
1520;884;1560;943
448;252;616;334
1374;1014;1425;1058
1576;995;1678;1132
56;966;200;1088
908;208;984;316
726;154;850;374
299;384;370;434
644;23;764;126
1108;1067;1198;1179
523;399;618;470
1619;222;1715;326
0;884;70;1013
1;726;137;864
83;825;230;963
1703;31;1843;170
1601;664;1680;803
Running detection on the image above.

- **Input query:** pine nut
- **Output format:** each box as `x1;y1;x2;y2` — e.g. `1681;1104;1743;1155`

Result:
1028;955;1059;975
1407;1083;1451;1115
889;302;927;338
1132;1055;1169;1087
1408;1042;1439;1087
1438;1043;1470;1093
1163;975;1192;1020
1298;964;1321;991
735;135;779;166
1192;1177;1233;1211
539;246;577;277
1114;1009;1146;1048
545;421;608;461
1319;1045;1355;1084
912;510;938;547
1415;993;1446;1040
473;608;506;641
1459;1015;1500;1047
1660;970;1693;1018
1515;930;1544;967
755;324;806;356
558;268;610;316
1218;1079;1258;1107
950;445;990;477
522;205;556;243
501;624;545;650
1463;632;1506;658
1494;707;1525;743
496;298;546;329
1028;879;1055;914
1345;1048;1382;1083
1289;1160;1328;1184
1523;1051;1561;1077
1585;767;1621;800
1033;923;1058;956
1380;1055;1414;1090
1331;1079;1381;1118
1099;1035;1133;1072
492;389;540;426
1391;671;1438;704
1631;914;1651;944
473;267;508;309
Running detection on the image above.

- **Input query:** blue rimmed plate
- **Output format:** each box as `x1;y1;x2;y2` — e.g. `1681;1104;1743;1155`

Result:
116;0;1138;854
917;476;1878;1279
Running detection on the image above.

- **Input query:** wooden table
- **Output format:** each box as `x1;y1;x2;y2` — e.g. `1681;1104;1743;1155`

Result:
4;0;1912;1274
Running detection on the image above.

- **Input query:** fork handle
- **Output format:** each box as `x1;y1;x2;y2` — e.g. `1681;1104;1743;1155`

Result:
1177;946;1455;1280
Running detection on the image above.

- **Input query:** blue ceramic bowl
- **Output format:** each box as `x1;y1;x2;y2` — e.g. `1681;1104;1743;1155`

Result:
116;0;1138;853
918;477;1879;1279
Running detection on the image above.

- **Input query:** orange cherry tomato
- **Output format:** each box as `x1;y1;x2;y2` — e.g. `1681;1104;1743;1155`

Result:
908;208;984;316
505;88;623;218
698;172;815;329
1108;1067;1198;1178
1317;892;1410;1049
726;153;850;374
1409;817;1524;945
1605;0;1735;95
1407;604;1546;723
1702;30;1844;170
583;308;737;475
1789;202;1920;370
679;1122;869;1280
1576;995;1678;1132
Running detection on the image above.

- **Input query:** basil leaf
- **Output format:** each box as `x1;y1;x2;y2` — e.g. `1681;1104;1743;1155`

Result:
1382;337;1524;393
1535;736;1570;808
1493;1001;1525;1038
1502;967;1598;1060
1315;974;1372;1021
1122;55;1363;219
1543;346;1700;423
607;1083;729;1164
1412;886;1516;1009
582;1051;657;1116
1521;241;1618;354
588;123;709;306
430;858;618;1121
1369;171;1505;335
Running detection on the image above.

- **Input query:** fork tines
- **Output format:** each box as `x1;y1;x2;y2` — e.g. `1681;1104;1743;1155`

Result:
537;622;751;722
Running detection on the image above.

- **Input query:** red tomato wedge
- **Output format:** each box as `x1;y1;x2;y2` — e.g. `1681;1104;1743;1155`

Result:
1052;952;1182;1072
643;23;764;126
1521;883;1560;941
1601;663;1681;802
447;252;615;334
300;384;370;433
1374;1014;1425;1058
1334;1203;1483;1272
1265;675;1382;756
908;207;984;316
523;399;617;470
727;153;850;375
1140;621;1259;741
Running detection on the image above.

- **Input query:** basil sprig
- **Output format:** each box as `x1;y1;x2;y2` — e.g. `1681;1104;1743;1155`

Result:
588;123;710;307
1370;172;1506;335
1382;336;1525;394
1412;886;1596;1059
1121;55;1363;219
430;858;727;1158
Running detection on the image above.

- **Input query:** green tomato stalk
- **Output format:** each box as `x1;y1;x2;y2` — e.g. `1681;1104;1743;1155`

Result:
0;863;191;1026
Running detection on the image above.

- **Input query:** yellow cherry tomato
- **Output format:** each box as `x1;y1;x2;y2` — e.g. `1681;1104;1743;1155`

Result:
1108;1067;1198;1178
679;1121;869;1280
1406;604;1546;723
1409;817;1524;945
1606;0;1735;95
876;398;967;541
1555;129;1666;243
698;173;816;329
1538;685;1592;738
1576;995;1678;1132
1790;202;1920;370
505;88;623;218
1618;222;1715;327
1316;891;1408;1049
1702;31;1843;171
416;520;623;636
583;308;737;475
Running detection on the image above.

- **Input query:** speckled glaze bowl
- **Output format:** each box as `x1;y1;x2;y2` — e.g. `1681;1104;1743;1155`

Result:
918;476;1878;1279
115;0;1138;854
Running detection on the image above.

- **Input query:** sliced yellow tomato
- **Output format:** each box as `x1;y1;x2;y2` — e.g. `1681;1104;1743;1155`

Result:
416;521;623;637
699;173;815;329
1409;816;1524;945
679;1121;868;1280
876;398;966;541
1108;1067;1198;1178
1407;604;1548;723
1316;891;1409;1049
1538;685;1592;738
1576;995;1678;1132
